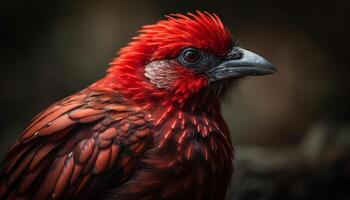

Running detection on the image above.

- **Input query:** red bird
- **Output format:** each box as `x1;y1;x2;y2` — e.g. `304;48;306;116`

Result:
0;11;275;200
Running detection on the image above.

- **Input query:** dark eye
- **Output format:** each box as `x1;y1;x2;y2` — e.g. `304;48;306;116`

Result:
178;48;202;68
183;49;200;63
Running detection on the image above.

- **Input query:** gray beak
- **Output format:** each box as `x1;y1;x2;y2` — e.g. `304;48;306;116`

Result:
207;47;276;82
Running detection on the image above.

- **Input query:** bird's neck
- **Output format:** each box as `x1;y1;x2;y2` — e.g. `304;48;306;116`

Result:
150;94;223;127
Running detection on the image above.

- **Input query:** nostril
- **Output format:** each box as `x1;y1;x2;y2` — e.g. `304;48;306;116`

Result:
226;48;243;60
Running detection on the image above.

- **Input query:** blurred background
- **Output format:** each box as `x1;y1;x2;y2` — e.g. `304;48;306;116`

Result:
0;0;349;199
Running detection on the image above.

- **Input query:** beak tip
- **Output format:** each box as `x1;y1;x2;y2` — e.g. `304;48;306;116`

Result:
266;64;278;74
243;49;277;75
260;57;277;74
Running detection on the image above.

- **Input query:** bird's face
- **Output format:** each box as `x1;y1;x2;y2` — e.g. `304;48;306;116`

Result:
145;46;275;101
106;11;276;106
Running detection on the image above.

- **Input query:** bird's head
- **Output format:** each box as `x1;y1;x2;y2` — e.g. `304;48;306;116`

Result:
99;11;276;109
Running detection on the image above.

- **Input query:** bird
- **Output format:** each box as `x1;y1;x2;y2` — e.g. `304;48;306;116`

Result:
0;11;275;200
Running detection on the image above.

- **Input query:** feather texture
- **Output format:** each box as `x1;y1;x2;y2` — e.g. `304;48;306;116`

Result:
0;90;152;200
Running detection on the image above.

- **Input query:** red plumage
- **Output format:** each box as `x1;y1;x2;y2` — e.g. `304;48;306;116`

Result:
0;11;275;200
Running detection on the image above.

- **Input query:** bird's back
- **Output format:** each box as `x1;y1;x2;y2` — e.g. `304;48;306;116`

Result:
0;89;153;200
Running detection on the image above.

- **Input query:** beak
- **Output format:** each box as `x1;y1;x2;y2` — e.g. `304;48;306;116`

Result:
207;47;276;82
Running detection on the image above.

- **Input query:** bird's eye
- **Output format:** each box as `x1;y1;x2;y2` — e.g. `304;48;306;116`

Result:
178;48;202;68
183;49;200;63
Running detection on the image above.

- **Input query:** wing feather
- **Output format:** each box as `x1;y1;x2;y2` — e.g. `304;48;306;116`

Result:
0;90;152;200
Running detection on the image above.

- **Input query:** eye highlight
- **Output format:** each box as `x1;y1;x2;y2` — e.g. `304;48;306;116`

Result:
183;49;200;63
178;48;202;68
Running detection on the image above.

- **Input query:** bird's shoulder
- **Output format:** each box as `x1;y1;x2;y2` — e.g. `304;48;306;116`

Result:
0;89;153;200
20;89;151;141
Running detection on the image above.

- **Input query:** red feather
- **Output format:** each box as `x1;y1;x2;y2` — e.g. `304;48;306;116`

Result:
0;11;234;200
94;11;233;106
